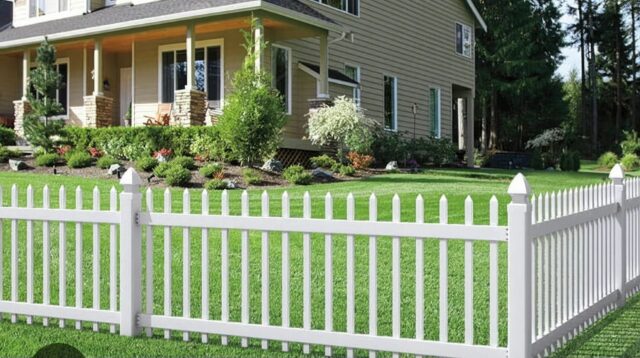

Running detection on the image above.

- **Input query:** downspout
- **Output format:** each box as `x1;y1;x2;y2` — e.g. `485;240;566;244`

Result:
85;0;91;14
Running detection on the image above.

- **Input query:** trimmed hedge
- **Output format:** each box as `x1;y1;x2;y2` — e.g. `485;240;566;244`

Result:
0;127;16;146
63;126;229;161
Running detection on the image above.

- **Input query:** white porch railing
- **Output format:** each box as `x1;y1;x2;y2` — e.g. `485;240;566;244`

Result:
0;165;636;357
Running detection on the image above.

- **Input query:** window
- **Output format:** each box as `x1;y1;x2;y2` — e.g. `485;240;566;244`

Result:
383;76;397;131
344;64;361;107
456;23;473;58
430;88;441;138
312;0;359;16
30;61;69;116
29;0;68;18
272;45;291;114
160;42;223;109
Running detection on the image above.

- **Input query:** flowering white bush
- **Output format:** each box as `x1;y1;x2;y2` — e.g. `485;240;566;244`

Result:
306;96;377;154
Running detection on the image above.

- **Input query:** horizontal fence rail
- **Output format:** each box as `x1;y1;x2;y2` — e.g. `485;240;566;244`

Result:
0;166;637;357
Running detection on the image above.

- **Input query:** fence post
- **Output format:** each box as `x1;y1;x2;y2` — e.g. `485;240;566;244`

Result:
119;168;142;336
611;164;627;307
508;173;532;358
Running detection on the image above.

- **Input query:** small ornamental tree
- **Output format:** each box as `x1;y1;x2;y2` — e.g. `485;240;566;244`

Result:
23;39;65;152
217;19;287;166
307;96;377;159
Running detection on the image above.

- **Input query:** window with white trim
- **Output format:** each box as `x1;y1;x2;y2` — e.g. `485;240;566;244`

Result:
456;23;473;58
344;64;361;107
383;75;397;131
160;42;223;108
272;45;291;114
30;60;69;115
312;0;359;16
29;0;69;18
429;88;441;138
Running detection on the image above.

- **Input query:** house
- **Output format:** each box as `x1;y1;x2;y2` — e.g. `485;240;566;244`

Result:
0;0;485;166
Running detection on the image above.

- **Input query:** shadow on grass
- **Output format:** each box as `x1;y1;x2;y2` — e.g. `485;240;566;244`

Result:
553;294;640;358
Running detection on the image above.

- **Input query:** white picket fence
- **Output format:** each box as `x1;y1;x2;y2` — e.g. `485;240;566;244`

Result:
0;166;637;357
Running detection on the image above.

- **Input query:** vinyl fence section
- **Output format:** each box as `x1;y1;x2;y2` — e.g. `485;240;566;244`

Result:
0;166;635;358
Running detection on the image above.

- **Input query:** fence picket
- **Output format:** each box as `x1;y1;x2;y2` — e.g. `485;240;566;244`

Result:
221;190;230;346
392;194;401;358
415;194;424;357
201;189;209;344
241;191;249;348
303;192;312;354
26;185;33;325
464;196;474;345
58;186;66;328
92;187;101;332
42;185;50;327
325;192;334;357
281;192;290;352
145;188;153;337
347;193;356;358
439;195;448;342
10;184;17;323
489;196;499;347
261;191;270;351
109;187;117;334
182;189;191;342
163;188;172;339
75;187;83;330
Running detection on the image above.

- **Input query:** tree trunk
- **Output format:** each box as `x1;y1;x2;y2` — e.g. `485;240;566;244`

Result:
481;95;488;154
589;0;598;152
615;0;623;136
579;0;588;134
632;0;638;131
489;90;498;150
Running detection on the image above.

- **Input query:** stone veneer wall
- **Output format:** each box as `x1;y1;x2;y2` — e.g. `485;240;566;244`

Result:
12;100;31;145
174;89;207;126
84;95;114;128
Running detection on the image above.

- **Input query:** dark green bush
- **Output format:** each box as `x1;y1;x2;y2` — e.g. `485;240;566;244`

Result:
200;163;224;178
560;151;581;172
242;168;262;185
622;153;640;171
283;165;313;185
96;155;120;169
171;156;196;170
371;130;455;167
135;156;159;172
0;146;22;163
153;162;173;178
205;179;229;191
35;153;60;167
597;152;619;169
310;155;338;169
336;164;356;176
66;152;93;168
530;151;544;170
0;127;16;145
164;166;192;187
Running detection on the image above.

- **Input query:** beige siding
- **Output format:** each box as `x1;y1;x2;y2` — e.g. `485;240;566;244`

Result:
0;56;20;115
280;0;477;140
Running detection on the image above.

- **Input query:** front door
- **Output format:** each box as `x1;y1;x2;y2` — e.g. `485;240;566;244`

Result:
120;68;132;126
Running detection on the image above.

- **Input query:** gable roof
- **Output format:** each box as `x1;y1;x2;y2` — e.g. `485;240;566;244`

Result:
0;0;341;49
465;0;487;32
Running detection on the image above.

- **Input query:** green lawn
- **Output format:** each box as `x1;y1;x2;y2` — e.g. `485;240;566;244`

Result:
0;168;611;357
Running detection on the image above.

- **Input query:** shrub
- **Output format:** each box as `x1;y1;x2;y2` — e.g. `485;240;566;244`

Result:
622;153;640;171
559;151;581;172
153;162;173;178
621;130;640;156
217;19;287;166
310;154;338;169
89;147;102;158
164;166;192;187
205;179;229;191
597;152;619;169
200;163;224;179
153;148;173;159
243;168;263;185
530;151;544;170
135;156;159;172
0;146;22;163
171;156;196;170
66;151;93;168
96;155;120;170
346;152;374;170
283;165;313;185
36;152;60;167
336;164;356;176
371;131;456;167
57;145;72;157
0;127;16;145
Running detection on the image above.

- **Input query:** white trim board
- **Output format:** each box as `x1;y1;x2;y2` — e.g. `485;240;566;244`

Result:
298;62;359;89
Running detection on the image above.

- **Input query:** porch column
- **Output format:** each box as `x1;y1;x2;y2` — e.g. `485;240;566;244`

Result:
318;31;330;99
14;50;31;144
173;23;206;126
254;17;264;73
93;38;103;96
466;94;475;168
84;38;113;127
21;50;30;101
457;98;465;151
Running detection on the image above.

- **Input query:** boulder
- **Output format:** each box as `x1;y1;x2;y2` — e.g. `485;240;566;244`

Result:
385;161;398;171
156;154;168;163
312;168;334;180
108;164;126;176
223;179;237;189
261;159;283;173
9;159;27;171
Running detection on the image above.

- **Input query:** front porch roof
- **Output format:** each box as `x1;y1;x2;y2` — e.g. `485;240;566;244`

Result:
0;0;342;50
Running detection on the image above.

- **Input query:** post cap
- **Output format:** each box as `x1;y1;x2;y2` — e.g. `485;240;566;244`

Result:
120;168;142;189
508;173;531;198
609;164;625;181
